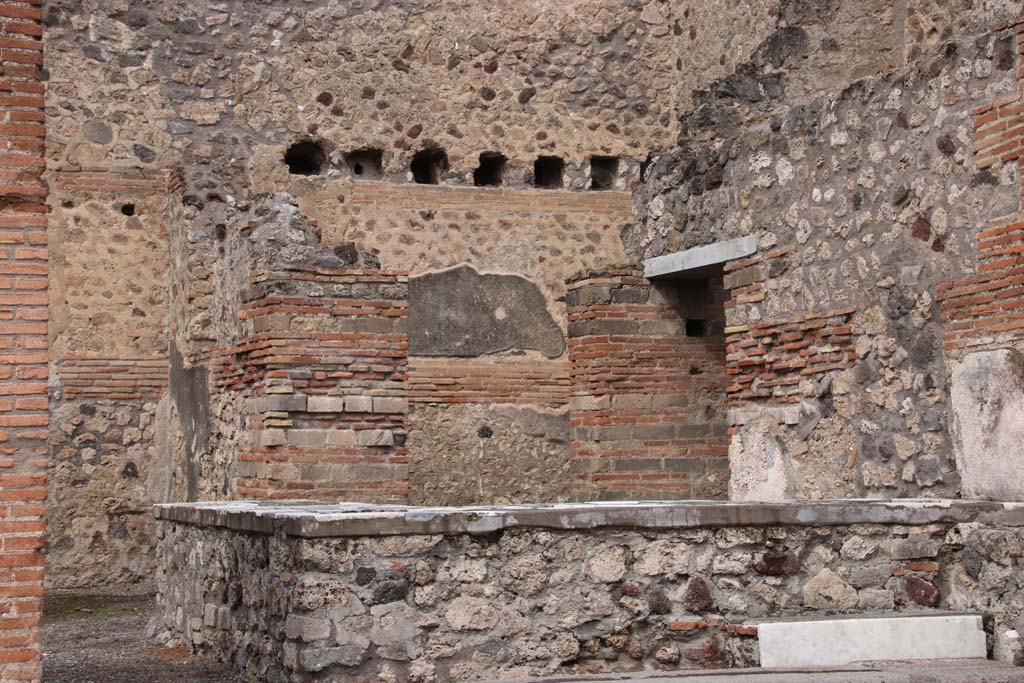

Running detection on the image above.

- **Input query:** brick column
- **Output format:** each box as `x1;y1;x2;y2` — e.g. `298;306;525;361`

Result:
0;1;46;681
566;269;730;501
212;267;410;501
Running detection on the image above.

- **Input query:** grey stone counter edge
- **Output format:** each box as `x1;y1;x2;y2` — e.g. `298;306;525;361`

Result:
153;499;1024;538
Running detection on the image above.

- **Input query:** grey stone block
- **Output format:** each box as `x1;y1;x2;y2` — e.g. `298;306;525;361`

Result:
285;614;331;642
345;396;373;413
308;396;346;413
357;429;394;447
372;397;408;414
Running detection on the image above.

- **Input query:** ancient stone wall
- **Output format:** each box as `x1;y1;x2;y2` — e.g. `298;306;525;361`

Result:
45;170;171;587
35;0;1024;595
153;500;1024;682
632;6;1024;499
0;1;46;680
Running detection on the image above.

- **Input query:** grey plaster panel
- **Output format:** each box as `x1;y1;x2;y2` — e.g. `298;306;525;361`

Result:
408;264;565;358
154;498;1024;538
643;235;758;278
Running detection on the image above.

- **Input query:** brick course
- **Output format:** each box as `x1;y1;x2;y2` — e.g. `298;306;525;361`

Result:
0;1;44;679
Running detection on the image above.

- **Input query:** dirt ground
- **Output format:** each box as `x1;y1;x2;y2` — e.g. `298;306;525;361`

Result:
42;592;244;683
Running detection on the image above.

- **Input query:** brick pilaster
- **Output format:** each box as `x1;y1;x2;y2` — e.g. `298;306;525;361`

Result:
566;269;730;500
212;268;411;501
0;1;46;681
940;20;1024;356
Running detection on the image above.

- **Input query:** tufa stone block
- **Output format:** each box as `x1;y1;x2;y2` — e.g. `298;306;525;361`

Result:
357;429;394;447
345;396;373;413
326;430;357;447
372;397;408;414
286;429;328;447
308;396;346;413
259;429;287;447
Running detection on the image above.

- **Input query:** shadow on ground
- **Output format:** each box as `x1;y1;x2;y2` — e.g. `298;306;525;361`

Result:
43;592;243;683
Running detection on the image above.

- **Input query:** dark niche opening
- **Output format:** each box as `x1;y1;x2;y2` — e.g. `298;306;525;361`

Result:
686;319;708;337
284;140;326;176
534;156;564;189
411;148;448;185
120;203;136;217
473;152;507;187
345;148;384;179
590;155;619;190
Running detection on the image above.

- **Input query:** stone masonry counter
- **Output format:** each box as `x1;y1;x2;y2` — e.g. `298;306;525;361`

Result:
154;500;1024;682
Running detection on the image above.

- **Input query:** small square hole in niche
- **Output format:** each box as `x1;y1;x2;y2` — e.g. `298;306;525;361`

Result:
345;149;384;179
590;155;619;190
411;148;448;184
686;319;708;337
473;152;507;187
534;156;564;189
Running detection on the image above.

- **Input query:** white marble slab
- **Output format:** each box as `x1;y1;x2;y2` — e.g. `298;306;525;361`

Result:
643;235;758;278
758;614;987;668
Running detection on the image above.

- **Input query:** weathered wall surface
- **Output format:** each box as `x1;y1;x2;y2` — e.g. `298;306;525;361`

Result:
633;5;1024;499
153;500;1024;681
45;171;171;587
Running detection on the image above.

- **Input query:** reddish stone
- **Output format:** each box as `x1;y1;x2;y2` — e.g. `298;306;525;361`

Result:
684;637;722;665
669;620;708;632
753;551;800;576
904;561;940;573
727;624;759;636
936;133;957;156
683;576;715;612
905;575;940;607
911;216;931;241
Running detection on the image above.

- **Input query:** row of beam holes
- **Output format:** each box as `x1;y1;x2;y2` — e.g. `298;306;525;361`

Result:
284;141;620;190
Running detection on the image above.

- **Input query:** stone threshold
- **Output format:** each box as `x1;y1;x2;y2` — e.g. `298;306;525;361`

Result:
496;659;1024;682
153;498;1024;538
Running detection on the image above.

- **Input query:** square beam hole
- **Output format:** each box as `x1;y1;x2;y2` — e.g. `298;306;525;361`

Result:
473;152;507;187
412;148;448;185
345;149;383;179
284;140;326;176
534;156;564;189
686;319;708;337
590;155;619;190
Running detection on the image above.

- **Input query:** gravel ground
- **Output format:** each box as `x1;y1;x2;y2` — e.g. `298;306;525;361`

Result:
42;592;243;683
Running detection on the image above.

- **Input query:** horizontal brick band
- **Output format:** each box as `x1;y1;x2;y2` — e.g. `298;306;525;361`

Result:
57;357;168;400
408;356;570;406
725;307;856;405
349;182;634;218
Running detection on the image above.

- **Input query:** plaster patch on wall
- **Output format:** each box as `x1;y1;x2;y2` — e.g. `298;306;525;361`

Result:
409;264;565;358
